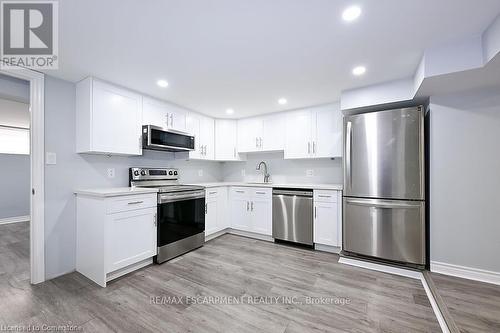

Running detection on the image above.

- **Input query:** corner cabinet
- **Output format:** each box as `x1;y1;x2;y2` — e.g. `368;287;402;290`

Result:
76;77;143;155
313;190;342;251
285;104;342;159
76;192;157;287
215;119;245;161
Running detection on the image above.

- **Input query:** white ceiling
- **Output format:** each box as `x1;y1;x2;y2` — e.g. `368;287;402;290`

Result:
50;0;500;118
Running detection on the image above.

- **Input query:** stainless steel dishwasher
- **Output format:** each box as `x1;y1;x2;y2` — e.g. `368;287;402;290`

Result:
272;189;313;245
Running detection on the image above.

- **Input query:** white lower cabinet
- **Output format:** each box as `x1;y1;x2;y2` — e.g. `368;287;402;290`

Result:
76;193;157;287
205;187;229;237
313;190;342;249
229;187;272;236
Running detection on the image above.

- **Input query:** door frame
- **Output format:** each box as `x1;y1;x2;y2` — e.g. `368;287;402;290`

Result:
0;66;45;284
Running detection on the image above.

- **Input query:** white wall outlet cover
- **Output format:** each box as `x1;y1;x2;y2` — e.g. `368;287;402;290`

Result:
198;169;203;177
241;169;246;177
45;152;57;165
306;169;314;177
107;168;115;178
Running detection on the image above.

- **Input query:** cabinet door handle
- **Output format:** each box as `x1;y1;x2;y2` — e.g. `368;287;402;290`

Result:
127;201;144;205
154;213;157;227
233;147;236;158
251;201;254;211
308;142;311;154
205;203;208;214
314;207;317;219
170;114;173;127
247;201;249;211
313;141;316;154
259;137;263;149
256;137;259;148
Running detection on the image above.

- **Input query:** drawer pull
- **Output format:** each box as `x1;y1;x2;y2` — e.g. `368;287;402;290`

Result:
236;190;245;193
127;201;144;205
209;191;217;195
255;192;266;195
318;195;332;198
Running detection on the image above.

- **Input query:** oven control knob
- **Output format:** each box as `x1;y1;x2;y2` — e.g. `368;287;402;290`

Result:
173;171;178;176
168;171;173;176
141;170;147;176
133;170;140;177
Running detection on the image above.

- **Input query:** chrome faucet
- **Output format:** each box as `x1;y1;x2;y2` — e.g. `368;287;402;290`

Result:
256;161;270;183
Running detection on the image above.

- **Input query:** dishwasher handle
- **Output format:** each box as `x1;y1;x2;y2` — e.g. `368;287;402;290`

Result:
273;189;313;197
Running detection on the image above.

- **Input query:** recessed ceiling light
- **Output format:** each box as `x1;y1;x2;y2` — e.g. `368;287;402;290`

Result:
226;108;234;115
342;5;361;22
157;79;169;88
278;98;288;105
352;66;366;76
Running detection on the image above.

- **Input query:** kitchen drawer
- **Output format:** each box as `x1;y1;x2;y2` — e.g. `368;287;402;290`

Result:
313;190;338;203
106;194;157;214
230;187;249;198
206;188;220;198
251;187;272;198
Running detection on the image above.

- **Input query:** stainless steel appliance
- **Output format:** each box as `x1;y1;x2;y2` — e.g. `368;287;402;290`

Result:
343;106;426;268
130;167;205;263
272;189;313;245
142;125;195;152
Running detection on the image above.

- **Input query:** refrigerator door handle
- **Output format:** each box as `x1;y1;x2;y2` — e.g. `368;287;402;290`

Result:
345;198;422;209
346;121;352;190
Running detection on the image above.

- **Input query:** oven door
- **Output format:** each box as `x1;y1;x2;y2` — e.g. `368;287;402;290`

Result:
157;190;205;250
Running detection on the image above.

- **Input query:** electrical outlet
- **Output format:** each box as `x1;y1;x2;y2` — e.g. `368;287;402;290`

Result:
241;169;246;177
198;169;203;177
306;169;314;177
107;168;115;178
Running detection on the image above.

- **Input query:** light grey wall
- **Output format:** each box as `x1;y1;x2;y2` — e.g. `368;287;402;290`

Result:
0;154;30;219
44;76;224;279
222;152;343;184
430;88;500;273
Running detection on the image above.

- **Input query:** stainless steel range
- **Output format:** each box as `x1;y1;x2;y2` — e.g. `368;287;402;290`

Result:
129;167;205;263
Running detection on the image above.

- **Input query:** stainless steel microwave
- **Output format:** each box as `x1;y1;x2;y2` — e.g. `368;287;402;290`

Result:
142;125;195;152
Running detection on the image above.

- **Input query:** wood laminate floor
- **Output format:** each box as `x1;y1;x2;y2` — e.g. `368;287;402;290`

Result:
430;272;500;333
0;222;441;332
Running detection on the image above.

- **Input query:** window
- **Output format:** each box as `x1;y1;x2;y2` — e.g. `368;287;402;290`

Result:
0;126;30;155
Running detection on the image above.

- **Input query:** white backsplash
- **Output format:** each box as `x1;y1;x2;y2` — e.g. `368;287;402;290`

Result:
221;152;343;184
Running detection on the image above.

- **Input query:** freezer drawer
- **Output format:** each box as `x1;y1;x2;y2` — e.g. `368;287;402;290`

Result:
272;190;313;245
343;198;425;265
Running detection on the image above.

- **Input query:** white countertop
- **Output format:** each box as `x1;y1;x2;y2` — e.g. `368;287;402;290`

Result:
187;182;343;191
74;187;158;198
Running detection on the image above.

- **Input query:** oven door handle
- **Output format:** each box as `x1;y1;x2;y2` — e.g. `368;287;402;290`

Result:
158;191;206;204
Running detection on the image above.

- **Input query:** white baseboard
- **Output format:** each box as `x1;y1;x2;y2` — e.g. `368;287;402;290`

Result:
0;215;30;225
314;244;341;254
431;261;500;286
227;228;274;242
205;228;230;241
338;257;422;280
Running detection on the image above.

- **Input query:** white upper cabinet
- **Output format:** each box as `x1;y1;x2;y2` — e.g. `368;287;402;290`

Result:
76;77;142;155
237;114;285;153
186;112;215;160
215;119;245;161
142;97;187;132
285;104;342;159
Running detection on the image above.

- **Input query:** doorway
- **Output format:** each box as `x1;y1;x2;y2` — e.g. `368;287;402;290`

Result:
0;67;45;284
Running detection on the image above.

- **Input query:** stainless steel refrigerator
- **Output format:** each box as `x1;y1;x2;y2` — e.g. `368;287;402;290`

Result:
343;106;426;268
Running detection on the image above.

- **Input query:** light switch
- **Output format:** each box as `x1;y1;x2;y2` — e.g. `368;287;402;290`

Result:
198;169;203;177
306;169;314;177
46;152;57;165
107;168;115;178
